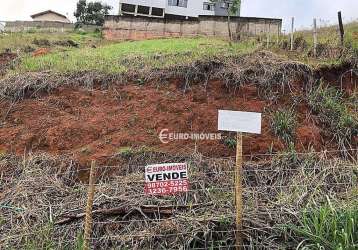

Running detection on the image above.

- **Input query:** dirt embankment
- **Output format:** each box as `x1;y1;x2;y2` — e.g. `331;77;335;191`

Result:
1;50;356;166
0;78;328;166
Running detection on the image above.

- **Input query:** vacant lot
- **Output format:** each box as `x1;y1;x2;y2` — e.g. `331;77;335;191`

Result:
0;27;357;249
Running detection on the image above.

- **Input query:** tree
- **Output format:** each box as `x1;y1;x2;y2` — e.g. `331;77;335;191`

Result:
211;0;242;44
74;0;112;26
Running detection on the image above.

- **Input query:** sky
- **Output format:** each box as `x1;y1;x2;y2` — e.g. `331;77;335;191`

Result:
0;0;357;31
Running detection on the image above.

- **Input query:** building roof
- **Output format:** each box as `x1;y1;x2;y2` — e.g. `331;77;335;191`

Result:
31;10;68;19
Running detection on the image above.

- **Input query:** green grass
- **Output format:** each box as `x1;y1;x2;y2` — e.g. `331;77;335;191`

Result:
15;37;257;74
74;233;85;250
0;30;104;53
286;204;358;250
344;21;358;50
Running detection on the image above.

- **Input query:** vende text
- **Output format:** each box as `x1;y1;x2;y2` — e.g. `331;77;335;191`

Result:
145;163;189;195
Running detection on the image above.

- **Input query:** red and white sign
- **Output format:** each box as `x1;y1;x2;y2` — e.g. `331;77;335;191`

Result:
145;163;189;195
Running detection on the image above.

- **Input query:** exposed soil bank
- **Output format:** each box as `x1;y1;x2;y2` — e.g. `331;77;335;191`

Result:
316;61;358;94
0;79;329;165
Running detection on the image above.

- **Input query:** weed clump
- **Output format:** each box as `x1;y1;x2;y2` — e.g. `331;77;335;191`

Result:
271;108;297;145
308;84;358;152
293;36;308;51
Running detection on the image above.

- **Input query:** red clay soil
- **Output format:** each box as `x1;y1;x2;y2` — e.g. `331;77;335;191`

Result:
317;62;358;94
0;80;326;165
32;48;51;57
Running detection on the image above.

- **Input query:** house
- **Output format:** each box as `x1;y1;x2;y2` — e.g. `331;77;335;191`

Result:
118;0;240;19
31;10;71;23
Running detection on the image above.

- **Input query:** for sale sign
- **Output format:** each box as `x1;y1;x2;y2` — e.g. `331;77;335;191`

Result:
145;163;189;195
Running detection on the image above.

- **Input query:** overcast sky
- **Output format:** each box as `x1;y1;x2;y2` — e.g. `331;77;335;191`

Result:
0;0;357;31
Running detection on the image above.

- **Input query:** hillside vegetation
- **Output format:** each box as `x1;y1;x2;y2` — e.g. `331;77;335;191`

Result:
1;21;357;76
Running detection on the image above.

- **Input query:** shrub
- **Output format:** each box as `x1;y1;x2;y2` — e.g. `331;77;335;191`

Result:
271;108;297;144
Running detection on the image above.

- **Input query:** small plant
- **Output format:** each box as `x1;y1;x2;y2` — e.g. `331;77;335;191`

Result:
223;137;236;149
74;232;84;250
272;142;300;168
271;108;297;144
285;204;358;249
24;223;54;249
116;146;154;158
0;216;4;227
79;146;91;155
117;147;134;158
135;78;146;86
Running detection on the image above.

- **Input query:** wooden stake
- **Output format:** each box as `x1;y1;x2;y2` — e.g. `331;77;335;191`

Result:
227;15;233;45
266;33;270;49
290;17;295;51
277;23;281;45
83;160;96;250
313;18;318;57
338;11;345;46
235;132;243;250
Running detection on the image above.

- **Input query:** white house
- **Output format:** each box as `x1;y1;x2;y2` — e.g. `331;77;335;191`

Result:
119;0;240;18
31;10;71;23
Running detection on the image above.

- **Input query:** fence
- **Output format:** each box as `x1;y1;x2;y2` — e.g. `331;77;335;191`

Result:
103;15;282;41
0;148;357;249
285;13;357;58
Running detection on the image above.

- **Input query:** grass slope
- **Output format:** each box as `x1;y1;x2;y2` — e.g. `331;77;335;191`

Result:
16;37;257;73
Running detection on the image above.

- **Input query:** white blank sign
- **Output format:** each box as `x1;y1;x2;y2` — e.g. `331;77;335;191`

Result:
218;110;262;134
